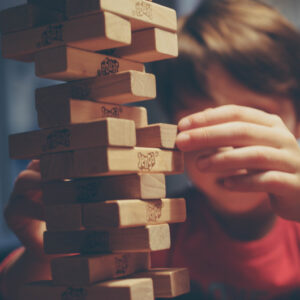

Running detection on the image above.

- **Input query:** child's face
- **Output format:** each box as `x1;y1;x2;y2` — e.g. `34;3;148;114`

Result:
175;65;299;216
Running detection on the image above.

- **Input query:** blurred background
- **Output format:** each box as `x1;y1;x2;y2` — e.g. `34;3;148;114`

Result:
0;0;298;254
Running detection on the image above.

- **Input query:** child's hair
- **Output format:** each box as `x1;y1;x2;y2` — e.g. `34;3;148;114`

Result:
153;0;300;119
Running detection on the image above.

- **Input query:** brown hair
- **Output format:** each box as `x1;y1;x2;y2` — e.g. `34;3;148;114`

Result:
152;0;300;119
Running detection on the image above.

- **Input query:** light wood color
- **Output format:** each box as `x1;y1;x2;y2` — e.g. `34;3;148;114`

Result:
35;71;156;105
132;268;190;298
2;12;131;61
27;0;66;12
36;98;148;129
40;147;184;181
45;198;185;231
51;253;150;285
137;123;178;149
114;28;178;63
42;174;166;205
35;46;145;81
45;204;83;231
44;224;170;254
21;278;154;300
0;4;64;34
9;118;136;160
66;0;177;32
84;198;187;229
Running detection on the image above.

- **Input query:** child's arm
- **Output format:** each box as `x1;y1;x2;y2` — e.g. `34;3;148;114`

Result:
176;104;300;221
2;160;52;300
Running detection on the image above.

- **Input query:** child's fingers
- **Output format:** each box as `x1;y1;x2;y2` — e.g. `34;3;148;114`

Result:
196;146;297;173
176;122;291;152
222;171;298;196
178;105;285;131
27;159;40;172
13;169;42;194
5;191;44;223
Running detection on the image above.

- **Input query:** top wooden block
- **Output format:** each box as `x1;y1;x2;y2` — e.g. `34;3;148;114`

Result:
66;0;177;32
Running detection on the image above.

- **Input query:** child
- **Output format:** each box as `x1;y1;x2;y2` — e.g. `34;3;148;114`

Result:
3;0;300;299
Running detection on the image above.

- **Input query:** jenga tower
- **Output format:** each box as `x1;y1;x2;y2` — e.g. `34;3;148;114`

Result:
2;0;191;299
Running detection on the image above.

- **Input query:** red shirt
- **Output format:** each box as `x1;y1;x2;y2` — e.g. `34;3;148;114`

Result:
152;188;300;300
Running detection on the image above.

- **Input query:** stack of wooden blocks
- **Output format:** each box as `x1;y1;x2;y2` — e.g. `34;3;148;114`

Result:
1;0;190;299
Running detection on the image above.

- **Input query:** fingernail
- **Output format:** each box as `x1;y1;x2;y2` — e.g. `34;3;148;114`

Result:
176;132;191;143
196;158;210;170
178;118;191;131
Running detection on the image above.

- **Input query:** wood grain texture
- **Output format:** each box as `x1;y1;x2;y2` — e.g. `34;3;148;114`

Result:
44;224;170;254
35;71;156;105
2;12;131;61
27;0;66;12
136;123;178;149
40;147;184;181
21;278;154;300
114;28;178;63
66;0;177;32
51;253;150;285
0;4;64;34
42;174;166;205
83;198;187;228
36;98;148;129
9;118;136;159
132;268;190;298
35;46;145;81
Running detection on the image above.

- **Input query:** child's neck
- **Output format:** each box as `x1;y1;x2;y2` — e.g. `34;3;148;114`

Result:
210;204;277;241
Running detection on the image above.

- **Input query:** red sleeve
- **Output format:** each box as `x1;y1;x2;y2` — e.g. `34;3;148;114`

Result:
0;247;24;299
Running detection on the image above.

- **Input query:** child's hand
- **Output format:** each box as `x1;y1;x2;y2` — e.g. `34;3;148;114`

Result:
176;104;300;221
5;160;46;258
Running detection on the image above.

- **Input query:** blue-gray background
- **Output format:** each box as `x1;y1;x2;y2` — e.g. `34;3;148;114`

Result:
0;0;298;252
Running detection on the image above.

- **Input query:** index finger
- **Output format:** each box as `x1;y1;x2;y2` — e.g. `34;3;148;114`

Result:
178;105;284;131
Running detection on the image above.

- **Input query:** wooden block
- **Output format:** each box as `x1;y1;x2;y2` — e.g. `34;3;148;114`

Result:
137;123;177;149
43;174;166;205
45;204;83;231
2;12;131;61
0;4;64;34
9;118;136;160
51;253;150;285
83;198;187;229
66;0;177;32
21;278;154;300
113;28;178;63
132;268;190;298
40;147;184;181
44;224;171;254
35;71;156;105
27;0;66;12
36;98;148;129
35;46;145;81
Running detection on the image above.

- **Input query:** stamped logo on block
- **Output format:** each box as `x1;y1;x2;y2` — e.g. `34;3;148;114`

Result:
37;24;64;48
76;182;98;203
138;151;159;171
97;57;120;76
146;200;163;222
61;287;87;300
133;1;153;19
101;106;123;118
43;129;71;151
83;232;109;253
115;254;129;275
